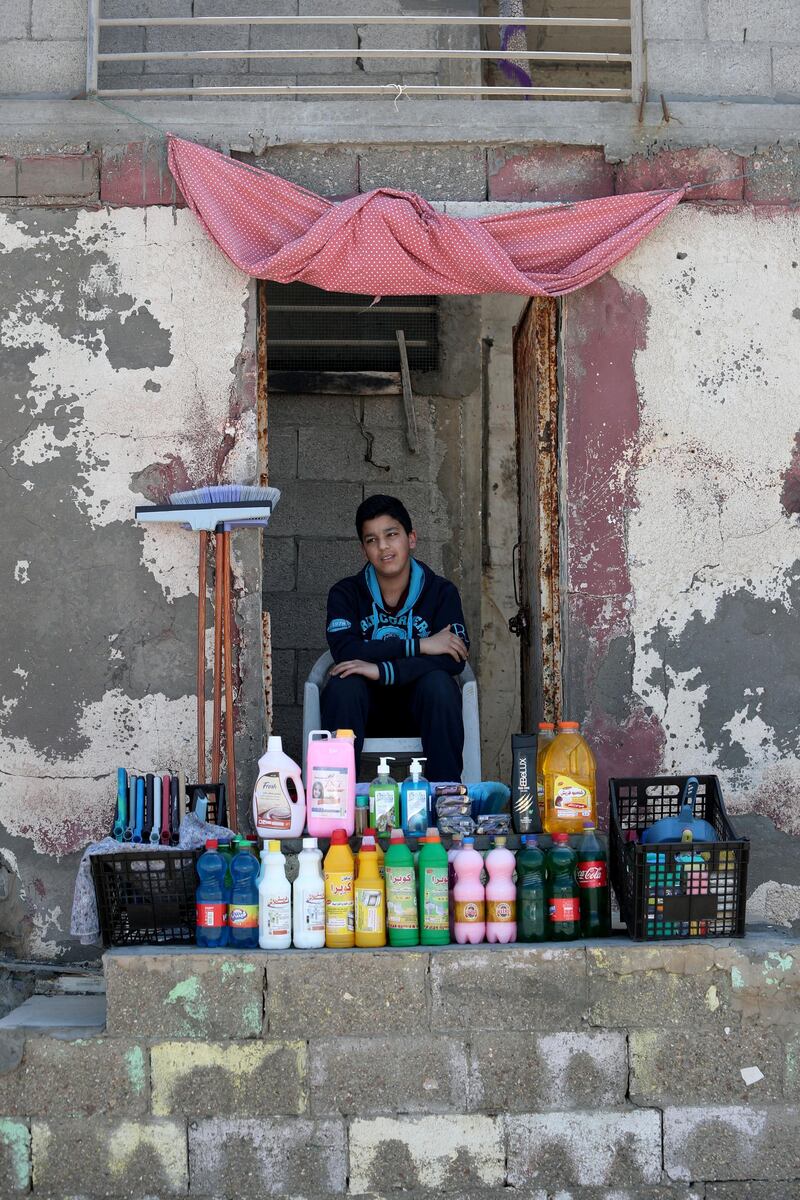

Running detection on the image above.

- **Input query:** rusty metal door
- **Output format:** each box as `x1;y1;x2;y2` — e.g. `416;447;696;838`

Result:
511;297;561;730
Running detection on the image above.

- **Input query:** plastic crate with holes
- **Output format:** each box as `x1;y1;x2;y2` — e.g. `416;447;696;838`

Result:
91;849;201;947
609;775;749;941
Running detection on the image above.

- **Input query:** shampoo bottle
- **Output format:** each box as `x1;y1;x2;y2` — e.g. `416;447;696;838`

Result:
369;756;400;834
401;757;429;838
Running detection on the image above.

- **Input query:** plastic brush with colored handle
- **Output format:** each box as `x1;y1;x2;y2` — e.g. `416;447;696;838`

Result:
133;777;145;844
149;776;162;844
113;768;128;841
135;485;280;532
160;774;172;844
170;776;180;845
143;774;154;842
124;778;135;842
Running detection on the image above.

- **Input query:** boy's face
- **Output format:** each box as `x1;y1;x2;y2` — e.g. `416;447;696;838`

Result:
361;514;417;581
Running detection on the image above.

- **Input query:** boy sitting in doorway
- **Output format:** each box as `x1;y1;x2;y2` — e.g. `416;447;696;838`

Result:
321;494;469;781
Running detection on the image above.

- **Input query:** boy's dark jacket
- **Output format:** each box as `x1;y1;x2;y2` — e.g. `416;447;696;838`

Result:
326;559;469;687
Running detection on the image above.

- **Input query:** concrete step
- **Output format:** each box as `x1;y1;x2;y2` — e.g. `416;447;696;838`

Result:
35;973;105;996
0;993;106;1036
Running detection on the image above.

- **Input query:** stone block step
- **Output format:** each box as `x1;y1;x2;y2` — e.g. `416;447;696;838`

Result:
0;993;106;1036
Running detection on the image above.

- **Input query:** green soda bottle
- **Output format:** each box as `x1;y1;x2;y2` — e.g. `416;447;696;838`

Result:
516;835;548;942
384;829;419;947
418;827;449;945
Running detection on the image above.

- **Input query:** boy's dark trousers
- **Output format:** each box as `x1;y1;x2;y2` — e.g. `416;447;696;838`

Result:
321;669;464;781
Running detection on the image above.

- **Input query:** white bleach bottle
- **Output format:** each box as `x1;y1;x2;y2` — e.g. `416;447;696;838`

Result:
292;837;326;948
258;841;292;950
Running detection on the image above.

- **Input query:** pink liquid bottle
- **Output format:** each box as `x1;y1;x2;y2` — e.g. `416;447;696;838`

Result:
453;837;486;945
486;835;517;944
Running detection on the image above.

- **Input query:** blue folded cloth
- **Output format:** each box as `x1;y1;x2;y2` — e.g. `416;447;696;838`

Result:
467;781;511;817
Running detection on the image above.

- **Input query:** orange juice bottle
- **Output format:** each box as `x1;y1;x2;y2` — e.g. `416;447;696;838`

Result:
542;721;596;835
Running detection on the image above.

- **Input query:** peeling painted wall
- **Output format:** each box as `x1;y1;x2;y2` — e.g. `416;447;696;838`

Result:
563;204;800;920
0;207;260;960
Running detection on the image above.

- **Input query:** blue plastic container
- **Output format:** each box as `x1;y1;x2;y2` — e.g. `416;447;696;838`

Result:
227;850;260;948
195;839;229;947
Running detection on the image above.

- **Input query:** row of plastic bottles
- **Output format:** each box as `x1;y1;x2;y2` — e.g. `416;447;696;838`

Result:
195;822;610;948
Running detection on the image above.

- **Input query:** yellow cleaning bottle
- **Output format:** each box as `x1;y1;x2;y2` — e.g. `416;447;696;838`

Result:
324;829;355;948
354;834;386;948
543;721;597;835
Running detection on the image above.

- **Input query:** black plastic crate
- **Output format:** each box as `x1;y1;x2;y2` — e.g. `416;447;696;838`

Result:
609;775;749;941
91;849;200;947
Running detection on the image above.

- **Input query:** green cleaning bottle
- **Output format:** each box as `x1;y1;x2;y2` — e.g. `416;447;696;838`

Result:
418;827;450;945
384;829;419;947
369;756;400;834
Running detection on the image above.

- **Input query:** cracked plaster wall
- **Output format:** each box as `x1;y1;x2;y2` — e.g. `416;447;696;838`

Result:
563;204;800;922
0;206;260;960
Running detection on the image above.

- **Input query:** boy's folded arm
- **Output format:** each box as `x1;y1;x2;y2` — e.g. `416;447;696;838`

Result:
326;584;407;663
378;654;465;686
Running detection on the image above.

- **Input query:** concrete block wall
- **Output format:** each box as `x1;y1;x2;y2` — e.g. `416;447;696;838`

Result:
1;934;800;1195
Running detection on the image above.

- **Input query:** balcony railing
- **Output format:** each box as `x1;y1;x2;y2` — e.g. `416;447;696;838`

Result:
87;2;643;103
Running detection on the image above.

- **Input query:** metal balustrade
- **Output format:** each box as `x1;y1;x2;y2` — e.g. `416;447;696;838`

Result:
87;2;643;102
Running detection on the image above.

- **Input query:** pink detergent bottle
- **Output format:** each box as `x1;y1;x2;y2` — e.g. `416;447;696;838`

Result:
453;837;486;945
305;729;356;838
486;835;517;944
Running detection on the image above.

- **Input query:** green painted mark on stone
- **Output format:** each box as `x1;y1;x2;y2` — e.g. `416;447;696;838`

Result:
221;960;257;979
0;1118;31;1190
242;1000;262;1036
164;976;207;1023
124;1046;147;1095
731;966;745;990
767;951;794;973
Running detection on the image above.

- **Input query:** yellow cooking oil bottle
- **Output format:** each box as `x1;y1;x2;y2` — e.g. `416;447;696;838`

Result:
542;721;597;835
323;829;355;948
354;834;386;948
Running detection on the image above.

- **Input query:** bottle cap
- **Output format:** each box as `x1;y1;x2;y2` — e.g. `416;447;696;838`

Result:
336;728;355;740
268;840;281;852
205;838;218;849
389;829;404;842
552;832;570;844
520;835;527;845
538;722;555;731
494;835;507;847
302;837;318;850
361;841;376;854
425;826;439;841
330;829;349;845
559;721;580;730
583;821;596;830
267;735;283;753
356;793;369;808
528;835;539;845
463;836;475;845
365;827;378;840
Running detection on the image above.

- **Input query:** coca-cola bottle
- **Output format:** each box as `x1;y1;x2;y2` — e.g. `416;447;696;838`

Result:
546;833;580;941
577;821;610;937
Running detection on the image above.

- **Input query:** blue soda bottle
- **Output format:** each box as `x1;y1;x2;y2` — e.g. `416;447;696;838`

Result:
227;849;260;948
195;838;229;947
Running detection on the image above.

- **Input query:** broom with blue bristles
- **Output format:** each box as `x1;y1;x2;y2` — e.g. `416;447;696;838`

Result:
136;483;280;828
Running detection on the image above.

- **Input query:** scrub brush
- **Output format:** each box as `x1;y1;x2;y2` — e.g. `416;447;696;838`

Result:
136;483;281;531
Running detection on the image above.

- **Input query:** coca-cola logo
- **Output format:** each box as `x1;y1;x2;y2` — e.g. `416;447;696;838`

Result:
578;861;607;887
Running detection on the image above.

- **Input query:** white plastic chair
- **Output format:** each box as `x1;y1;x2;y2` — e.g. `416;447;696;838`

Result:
302;650;482;784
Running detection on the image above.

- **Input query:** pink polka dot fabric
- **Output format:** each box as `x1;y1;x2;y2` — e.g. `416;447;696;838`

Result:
167;135;684;297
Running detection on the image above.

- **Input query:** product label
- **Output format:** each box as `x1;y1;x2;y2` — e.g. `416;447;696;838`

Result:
196;901;227;929
423;867;449;931
577;860;607;889
302;889;325;933
310;765;348;820
325;871;354;932
405;787;428;831
355;886;384;934
228;903;258;929
385;867;419;930
267;895;290;937
549;896;580;923
554;774;593;822
487;899;516;923
254;771;291;831
454;899;485;924
372;787;397;833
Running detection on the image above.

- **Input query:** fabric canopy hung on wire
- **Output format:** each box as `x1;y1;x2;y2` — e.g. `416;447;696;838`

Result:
167;135;684;298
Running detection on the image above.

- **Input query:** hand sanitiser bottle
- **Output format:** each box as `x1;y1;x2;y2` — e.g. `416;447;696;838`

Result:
369;756;400;834
401;758;429;838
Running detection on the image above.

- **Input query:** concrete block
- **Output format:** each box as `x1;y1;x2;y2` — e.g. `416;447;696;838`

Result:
151;1040;307;1116
250;22;359;75
310;1034;468;1115
707;0;800;43
643;0;706;39
266;479;364;539
97;25;146;76
104;950;264;1039
247;146;359;197
263;536;297;594
488;145;614;203
587;942;734;1028
386;482;451;540
359;146;486;201
664;1104;800;1181
349;1114;504;1193
296;538;364;594
645;39;772;99
0;156;17;196
268;427;298;480
16;153;99;200
102;0;191;13
194;0;296;12
31;0;85;39
0;38;84;96
271;703;304;761
469;1030;627;1113
0;1037;148;1117
145;22;249;75
266;949;428;1036
431;946;588;1032
189;1116;346;1195
723;938;800;1025
357;19;438;75
31;1117;188;1195
191;71;298;98
269;392;363;428
101;142;183;207
298;425;424;482
630;1025;789;1105
773;46;800;99
616;148;744;202
507;1109;662;1188
0;1119;30;1194
745;147;800;204
0;1;30;40
267;592;328;650
0;993;105;1034
271;647;297;703
707;1184;800;1199
363;393;410;428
